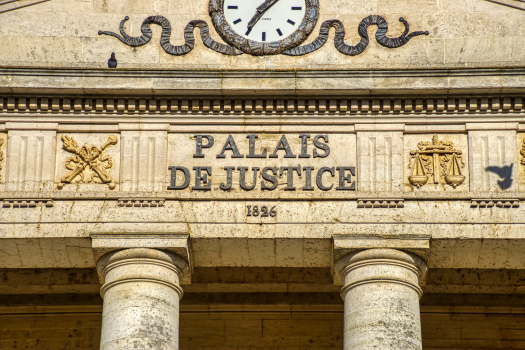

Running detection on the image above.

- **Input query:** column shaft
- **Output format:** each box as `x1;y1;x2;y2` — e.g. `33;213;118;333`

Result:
335;249;427;350
97;248;187;350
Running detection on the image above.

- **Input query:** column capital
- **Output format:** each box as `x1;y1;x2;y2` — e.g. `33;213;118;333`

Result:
334;248;428;299
332;234;429;284
97;248;188;298
90;233;191;283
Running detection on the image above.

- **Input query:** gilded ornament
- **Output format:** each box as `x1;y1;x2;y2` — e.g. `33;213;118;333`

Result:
408;134;465;189
58;135;118;190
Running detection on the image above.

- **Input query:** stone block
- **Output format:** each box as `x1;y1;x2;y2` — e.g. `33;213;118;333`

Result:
119;131;168;192
468;130;518;192
5;130;56;191
357;131;403;192
167;133;356;197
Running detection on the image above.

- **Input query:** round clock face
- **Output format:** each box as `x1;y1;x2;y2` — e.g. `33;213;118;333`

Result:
223;0;306;43
209;0;319;55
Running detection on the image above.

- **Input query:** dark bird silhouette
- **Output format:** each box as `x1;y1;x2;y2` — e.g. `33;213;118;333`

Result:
108;53;117;68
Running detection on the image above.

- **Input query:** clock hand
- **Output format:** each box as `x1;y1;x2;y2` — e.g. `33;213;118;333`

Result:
246;0;280;33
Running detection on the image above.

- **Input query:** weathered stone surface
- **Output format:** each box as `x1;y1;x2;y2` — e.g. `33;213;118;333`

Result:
0;0;523;70
1;0;525;348
97;248;187;350
335;249;427;350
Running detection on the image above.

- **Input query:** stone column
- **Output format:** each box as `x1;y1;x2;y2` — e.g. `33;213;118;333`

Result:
96;248;187;350
334;249;427;350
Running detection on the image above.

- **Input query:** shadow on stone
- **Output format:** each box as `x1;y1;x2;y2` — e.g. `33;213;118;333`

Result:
486;164;514;190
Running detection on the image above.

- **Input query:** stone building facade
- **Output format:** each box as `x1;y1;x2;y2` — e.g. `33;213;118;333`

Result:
1;0;525;349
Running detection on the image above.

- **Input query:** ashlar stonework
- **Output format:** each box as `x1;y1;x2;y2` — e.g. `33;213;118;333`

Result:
1;0;525;349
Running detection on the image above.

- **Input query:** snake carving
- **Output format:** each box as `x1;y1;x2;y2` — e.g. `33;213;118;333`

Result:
283;16;429;56
98;16;244;56
98;14;428;57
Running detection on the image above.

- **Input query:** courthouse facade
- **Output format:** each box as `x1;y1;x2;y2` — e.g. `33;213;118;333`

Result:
1;0;525;349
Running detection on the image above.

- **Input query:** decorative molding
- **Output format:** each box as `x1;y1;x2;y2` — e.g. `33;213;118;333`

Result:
471;199;520;208
58;135;118;190
357;199;404;208
408;134;465;189
2;199;53;208
118;198;166;207
284;16;428;56
0;97;523;116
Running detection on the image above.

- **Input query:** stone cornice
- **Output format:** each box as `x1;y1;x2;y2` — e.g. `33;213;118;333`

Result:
0;95;525;130
1;67;525;96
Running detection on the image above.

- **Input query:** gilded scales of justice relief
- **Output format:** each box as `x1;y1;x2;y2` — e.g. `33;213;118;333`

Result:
98;0;429;56
408;134;465;189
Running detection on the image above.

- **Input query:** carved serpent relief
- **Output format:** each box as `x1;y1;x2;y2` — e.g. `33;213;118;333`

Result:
408;134;465;189
58;135;118;190
98;0;428;56
98;16;244;56
283;16;428;56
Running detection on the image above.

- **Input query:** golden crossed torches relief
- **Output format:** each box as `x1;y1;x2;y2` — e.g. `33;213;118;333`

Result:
58;135;118;190
409;134;465;189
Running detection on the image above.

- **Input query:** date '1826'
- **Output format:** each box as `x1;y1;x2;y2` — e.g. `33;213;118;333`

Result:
247;205;277;217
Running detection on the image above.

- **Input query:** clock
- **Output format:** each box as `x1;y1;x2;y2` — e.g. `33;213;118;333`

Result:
209;0;319;55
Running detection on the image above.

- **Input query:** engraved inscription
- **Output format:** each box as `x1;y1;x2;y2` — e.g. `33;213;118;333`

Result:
247;205;277;217
168;133;356;192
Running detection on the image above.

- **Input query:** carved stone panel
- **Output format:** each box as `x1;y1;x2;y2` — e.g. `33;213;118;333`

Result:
0;133;5;190
5;130;57;192
120;131;168;192
55;133;120;191
403;134;469;192
518;133;525;192
357;132;403;192
167;133;356;198
469;131;517;192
